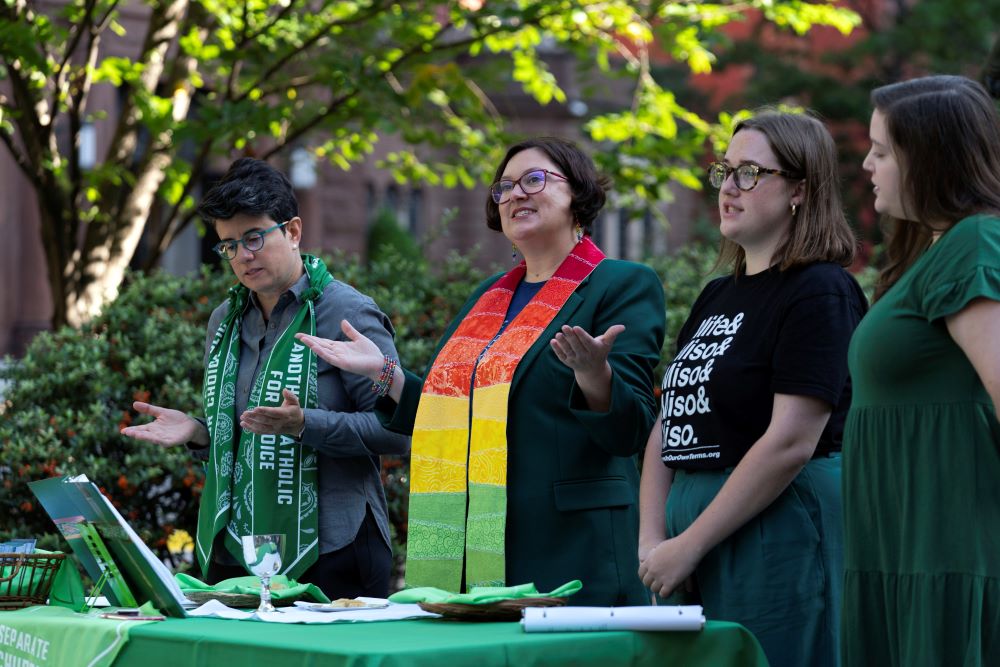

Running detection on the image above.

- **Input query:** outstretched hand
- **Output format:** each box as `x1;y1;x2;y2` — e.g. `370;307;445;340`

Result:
550;324;624;377
121;401;206;447
296;319;383;381
240;389;305;437
550;324;624;413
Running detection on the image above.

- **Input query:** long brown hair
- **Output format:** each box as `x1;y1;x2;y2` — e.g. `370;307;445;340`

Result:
870;76;1000;301
717;111;856;275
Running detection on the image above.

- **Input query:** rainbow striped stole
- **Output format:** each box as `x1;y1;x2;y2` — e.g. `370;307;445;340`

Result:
406;238;605;591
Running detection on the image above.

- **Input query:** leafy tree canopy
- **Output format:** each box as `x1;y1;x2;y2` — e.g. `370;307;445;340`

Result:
0;0;858;328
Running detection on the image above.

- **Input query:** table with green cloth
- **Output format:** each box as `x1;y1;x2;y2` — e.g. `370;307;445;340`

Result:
1;606;768;667
0;607;767;667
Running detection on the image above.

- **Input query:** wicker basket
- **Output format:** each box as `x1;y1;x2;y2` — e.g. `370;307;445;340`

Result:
0;552;66;611
418;596;567;622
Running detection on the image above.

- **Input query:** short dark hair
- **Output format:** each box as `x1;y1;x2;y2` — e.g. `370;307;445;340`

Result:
717;110;856;275
198;158;298;225
870;75;1000;300
485;137;610;234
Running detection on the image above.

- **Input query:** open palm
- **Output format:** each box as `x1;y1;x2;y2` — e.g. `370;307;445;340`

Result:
121;401;201;447
296;319;383;380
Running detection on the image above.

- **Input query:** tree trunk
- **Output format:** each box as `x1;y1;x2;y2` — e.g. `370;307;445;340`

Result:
42;0;192;329
62;150;180;328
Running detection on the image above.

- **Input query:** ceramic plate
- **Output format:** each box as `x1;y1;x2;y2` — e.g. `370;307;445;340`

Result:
292;599;390;612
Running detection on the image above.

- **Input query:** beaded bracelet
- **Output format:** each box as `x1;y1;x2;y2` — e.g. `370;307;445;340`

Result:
371;355;398;397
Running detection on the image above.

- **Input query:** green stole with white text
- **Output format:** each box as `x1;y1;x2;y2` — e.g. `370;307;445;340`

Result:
196;255;331;580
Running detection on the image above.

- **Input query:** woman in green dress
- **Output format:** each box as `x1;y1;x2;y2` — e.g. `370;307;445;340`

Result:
843;75;1000;666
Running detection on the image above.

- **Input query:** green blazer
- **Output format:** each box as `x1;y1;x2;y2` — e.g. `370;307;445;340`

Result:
379;258;665;605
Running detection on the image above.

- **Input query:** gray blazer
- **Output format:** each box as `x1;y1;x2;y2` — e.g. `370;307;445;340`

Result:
201;273;409;558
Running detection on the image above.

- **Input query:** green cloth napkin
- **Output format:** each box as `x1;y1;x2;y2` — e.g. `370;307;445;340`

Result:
175;572;330;603
388;580;582;605
47;554;87;610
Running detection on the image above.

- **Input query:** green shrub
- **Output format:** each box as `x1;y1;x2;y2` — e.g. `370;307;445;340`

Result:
854;263;878;303
0;266;232;569
366;207;423;266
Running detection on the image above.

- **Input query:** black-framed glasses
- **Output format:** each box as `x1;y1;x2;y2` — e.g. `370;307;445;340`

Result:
212;221;289;260
490;169;568;204
708;162;798;191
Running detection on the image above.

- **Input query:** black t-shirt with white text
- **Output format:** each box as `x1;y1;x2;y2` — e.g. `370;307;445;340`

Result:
659;262;867;470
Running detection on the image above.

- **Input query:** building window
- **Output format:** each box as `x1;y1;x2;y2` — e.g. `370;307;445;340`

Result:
406;188;423;235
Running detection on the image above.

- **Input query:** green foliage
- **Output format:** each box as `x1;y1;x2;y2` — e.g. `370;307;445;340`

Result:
581;0;857;222
706;0;1000;254
366;208;423;267
0;267;233;568
854;260;878;304
0;0;859;326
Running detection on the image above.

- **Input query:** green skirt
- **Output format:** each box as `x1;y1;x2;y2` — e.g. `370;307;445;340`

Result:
666;455;843;667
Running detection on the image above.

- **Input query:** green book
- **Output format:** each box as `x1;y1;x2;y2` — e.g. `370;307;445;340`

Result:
30;475;188;617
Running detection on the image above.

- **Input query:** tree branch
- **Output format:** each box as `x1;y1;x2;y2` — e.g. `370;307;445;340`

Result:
259;91;362;160
94;0;124;32
0;9;54;171
145;205;201;272
83;0;191;300
145;136;215;268
234;0;397;103
66;25;104;244
103;0;190;171
261;5;563;158
50;0;99;122
237;0;303;50
0;124;39;189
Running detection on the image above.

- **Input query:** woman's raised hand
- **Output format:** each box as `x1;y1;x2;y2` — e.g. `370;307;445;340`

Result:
550;324;624;412
296;319;384;381
550;324;624;376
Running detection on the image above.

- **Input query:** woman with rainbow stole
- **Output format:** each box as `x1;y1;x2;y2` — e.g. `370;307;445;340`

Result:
298;137;665;605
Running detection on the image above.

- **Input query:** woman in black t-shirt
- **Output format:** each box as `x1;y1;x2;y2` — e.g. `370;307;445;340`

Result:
638;111;867;667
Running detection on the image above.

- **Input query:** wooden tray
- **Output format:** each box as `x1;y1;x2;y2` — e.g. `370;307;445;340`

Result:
418;596;566;622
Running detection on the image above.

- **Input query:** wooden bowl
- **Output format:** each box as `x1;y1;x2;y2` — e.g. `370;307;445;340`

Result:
418;596;567;622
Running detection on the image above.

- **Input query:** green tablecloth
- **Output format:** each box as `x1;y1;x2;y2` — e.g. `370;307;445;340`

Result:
0;605;148;667
118;616;769;666
1;606;769;667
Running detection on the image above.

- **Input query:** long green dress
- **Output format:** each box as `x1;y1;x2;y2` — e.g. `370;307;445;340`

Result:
842;214;1000;666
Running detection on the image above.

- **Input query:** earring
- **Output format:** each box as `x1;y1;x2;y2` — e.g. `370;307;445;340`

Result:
511;243;518;265
574;223;583;243
790;203;798;218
